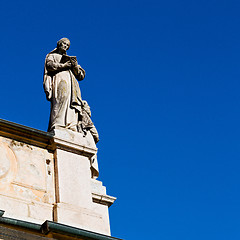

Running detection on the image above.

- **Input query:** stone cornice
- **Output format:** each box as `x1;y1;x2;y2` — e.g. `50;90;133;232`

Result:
0;119;97;157
92;193;116;207
0;118;53;149
50;128;98;157
50;136;97;157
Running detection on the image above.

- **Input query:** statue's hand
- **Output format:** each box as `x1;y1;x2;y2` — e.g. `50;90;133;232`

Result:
71;58;78;67
62;61;72;69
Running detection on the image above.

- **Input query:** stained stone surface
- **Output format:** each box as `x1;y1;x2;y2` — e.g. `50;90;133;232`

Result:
0;136;54;223
0;119;116;236
52;128;115;235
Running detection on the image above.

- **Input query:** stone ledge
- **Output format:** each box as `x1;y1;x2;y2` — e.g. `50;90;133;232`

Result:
0;119;98;157
92;193;116;207
0;118;53;149
50;128;98;157
51;136;97;157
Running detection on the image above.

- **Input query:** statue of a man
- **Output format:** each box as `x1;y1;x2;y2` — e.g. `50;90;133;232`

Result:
43;38;85;132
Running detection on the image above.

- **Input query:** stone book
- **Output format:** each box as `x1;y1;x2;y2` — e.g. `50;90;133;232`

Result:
60;55;77;64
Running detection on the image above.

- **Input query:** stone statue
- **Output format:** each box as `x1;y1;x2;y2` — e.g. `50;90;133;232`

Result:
43;38;99;143
43;38;100;179
43;38;86;133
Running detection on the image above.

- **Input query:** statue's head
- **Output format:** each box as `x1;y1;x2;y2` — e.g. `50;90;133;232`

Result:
57;38;70;52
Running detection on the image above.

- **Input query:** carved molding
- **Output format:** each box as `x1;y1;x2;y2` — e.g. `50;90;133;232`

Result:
92;193;116;207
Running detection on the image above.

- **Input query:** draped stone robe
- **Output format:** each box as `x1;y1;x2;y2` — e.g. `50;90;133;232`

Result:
43;51;85;132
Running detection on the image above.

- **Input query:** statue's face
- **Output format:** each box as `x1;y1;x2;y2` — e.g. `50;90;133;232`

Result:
59;40;70;52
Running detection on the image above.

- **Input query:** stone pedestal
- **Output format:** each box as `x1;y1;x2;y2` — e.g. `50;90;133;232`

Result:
0;119;116;236
51;129;115;235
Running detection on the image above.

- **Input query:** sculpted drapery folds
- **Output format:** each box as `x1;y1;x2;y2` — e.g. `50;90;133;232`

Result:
43;38;86;133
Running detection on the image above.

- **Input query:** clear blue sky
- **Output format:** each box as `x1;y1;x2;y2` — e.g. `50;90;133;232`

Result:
0;0;240;239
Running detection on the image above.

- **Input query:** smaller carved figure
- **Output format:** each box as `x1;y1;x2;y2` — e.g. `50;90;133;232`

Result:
80;100;99;144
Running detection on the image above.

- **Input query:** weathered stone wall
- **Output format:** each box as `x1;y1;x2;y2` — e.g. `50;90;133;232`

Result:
0;119;116;236
0;136;55;223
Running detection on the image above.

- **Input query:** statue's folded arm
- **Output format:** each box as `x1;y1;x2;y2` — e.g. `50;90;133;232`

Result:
46;55;65;72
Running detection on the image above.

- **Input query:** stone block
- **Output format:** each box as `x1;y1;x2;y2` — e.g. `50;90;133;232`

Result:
0;193;53;224
55;149;92;208
54;202;110;235
28;202;53;221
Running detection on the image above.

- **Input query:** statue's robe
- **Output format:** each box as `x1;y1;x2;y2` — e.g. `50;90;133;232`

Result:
43;50;85;132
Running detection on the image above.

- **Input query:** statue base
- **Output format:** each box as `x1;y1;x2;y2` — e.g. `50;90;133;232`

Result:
0;119;116;236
